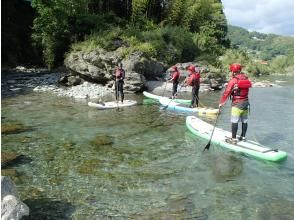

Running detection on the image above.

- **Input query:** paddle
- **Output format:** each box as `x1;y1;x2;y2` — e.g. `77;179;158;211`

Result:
202;82;228;151
161;80;168;97
115;80;120;110
162;84;183;110
194;92;206;108
203;106;221;151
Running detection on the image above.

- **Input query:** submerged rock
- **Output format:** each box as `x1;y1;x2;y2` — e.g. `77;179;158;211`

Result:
1;122;31;135
90;134;114;148
1;152;21;168
1;176;29;220
210;153;243;182
76;159;103;175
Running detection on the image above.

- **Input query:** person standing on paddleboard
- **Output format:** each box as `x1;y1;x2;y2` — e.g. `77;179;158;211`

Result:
114;63;125;103
183;64;201;108
168;65;180;99
219;63;252;144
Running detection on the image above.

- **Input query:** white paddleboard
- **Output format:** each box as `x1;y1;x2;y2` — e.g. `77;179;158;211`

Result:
186;116;287;162
159;97;219;115
88;100;137;109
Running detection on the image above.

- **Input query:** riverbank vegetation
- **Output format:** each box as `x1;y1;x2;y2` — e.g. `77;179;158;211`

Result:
2;0;294;77
30;0;228;70
227;25;294;76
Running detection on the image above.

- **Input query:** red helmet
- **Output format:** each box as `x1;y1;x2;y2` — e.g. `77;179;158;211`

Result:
187;65;195;72
230;63;242;73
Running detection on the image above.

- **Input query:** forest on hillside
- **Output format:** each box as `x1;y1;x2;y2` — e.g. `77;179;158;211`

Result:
227;25;294;61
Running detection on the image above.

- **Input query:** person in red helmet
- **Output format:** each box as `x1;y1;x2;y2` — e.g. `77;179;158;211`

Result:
183;64;201;108
219;63;252;144
114;63;125;103
168;65;181;99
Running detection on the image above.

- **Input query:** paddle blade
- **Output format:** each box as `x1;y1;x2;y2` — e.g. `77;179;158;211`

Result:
161;98;173;110
162;105;169;110
203;141;211;152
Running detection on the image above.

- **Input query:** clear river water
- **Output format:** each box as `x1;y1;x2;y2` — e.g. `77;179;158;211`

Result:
2;75;294;219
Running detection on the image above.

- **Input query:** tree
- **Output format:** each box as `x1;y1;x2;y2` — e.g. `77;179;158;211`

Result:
31;0;89;69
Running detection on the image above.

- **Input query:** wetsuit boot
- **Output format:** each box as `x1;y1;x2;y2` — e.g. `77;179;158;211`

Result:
226;123;238;144
121;93;124;103
232;123;238;138
239;123;248;141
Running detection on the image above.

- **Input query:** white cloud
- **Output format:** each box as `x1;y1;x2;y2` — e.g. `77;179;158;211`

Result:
222;0;294;36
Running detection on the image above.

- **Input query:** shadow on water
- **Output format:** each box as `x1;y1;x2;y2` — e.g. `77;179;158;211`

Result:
22;198;75;220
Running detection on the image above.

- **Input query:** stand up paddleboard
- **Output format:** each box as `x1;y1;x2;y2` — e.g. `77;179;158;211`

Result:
185;116;287;162
143;91;190;104
160;97;218;115
88;100;137;109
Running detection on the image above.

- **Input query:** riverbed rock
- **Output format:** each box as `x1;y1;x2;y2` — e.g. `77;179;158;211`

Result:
1;152;21;168
210;153;243;182
1;176;29;220
1;122;30;135
90;135;114;151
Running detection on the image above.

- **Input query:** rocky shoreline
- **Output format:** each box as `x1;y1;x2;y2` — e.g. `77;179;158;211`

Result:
1;66;284;100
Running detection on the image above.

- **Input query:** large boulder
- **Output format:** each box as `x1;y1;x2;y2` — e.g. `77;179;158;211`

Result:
1;176;29;220
64;48;115;84
123;52;164;80
64;47;164;92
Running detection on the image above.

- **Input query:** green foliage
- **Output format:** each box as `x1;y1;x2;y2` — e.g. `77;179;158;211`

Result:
145;26;196;63
131;0;149;25
70;25;197;65
269;52;294;74
165;0;186;27
30;0;228;68
32;0;73;69
246;63;270;77
165;0;228;52
219;49;251;72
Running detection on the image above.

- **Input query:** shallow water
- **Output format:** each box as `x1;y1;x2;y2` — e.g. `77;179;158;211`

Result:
2;76;294;219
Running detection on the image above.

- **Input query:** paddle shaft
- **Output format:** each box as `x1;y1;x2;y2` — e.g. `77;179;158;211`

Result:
202;85;227;151
162;84;183;110
203;107;221;151
114;80;120;110
162;80;168;97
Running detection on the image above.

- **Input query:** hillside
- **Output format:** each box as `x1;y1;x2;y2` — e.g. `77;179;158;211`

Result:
227;25;294;61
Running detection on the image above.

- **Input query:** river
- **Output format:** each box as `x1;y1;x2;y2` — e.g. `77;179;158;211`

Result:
2;75;294;219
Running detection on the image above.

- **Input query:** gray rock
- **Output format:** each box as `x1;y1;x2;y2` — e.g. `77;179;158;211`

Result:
64;47;164;92
1;176;29;220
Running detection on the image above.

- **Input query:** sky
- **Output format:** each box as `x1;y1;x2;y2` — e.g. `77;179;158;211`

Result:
221;0;294;36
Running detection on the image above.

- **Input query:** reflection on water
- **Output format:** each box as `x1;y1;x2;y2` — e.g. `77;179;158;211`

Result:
2;77;294;219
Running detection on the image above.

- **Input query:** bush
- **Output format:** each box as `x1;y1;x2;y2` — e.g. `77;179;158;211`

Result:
69;25;198;65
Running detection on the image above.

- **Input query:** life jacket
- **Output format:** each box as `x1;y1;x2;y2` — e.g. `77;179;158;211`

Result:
171;71;180;82
231;74;252;100
115;68;124;78
187;72;200;86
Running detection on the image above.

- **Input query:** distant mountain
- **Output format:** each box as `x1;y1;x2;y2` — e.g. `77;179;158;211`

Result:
227;25;294;61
